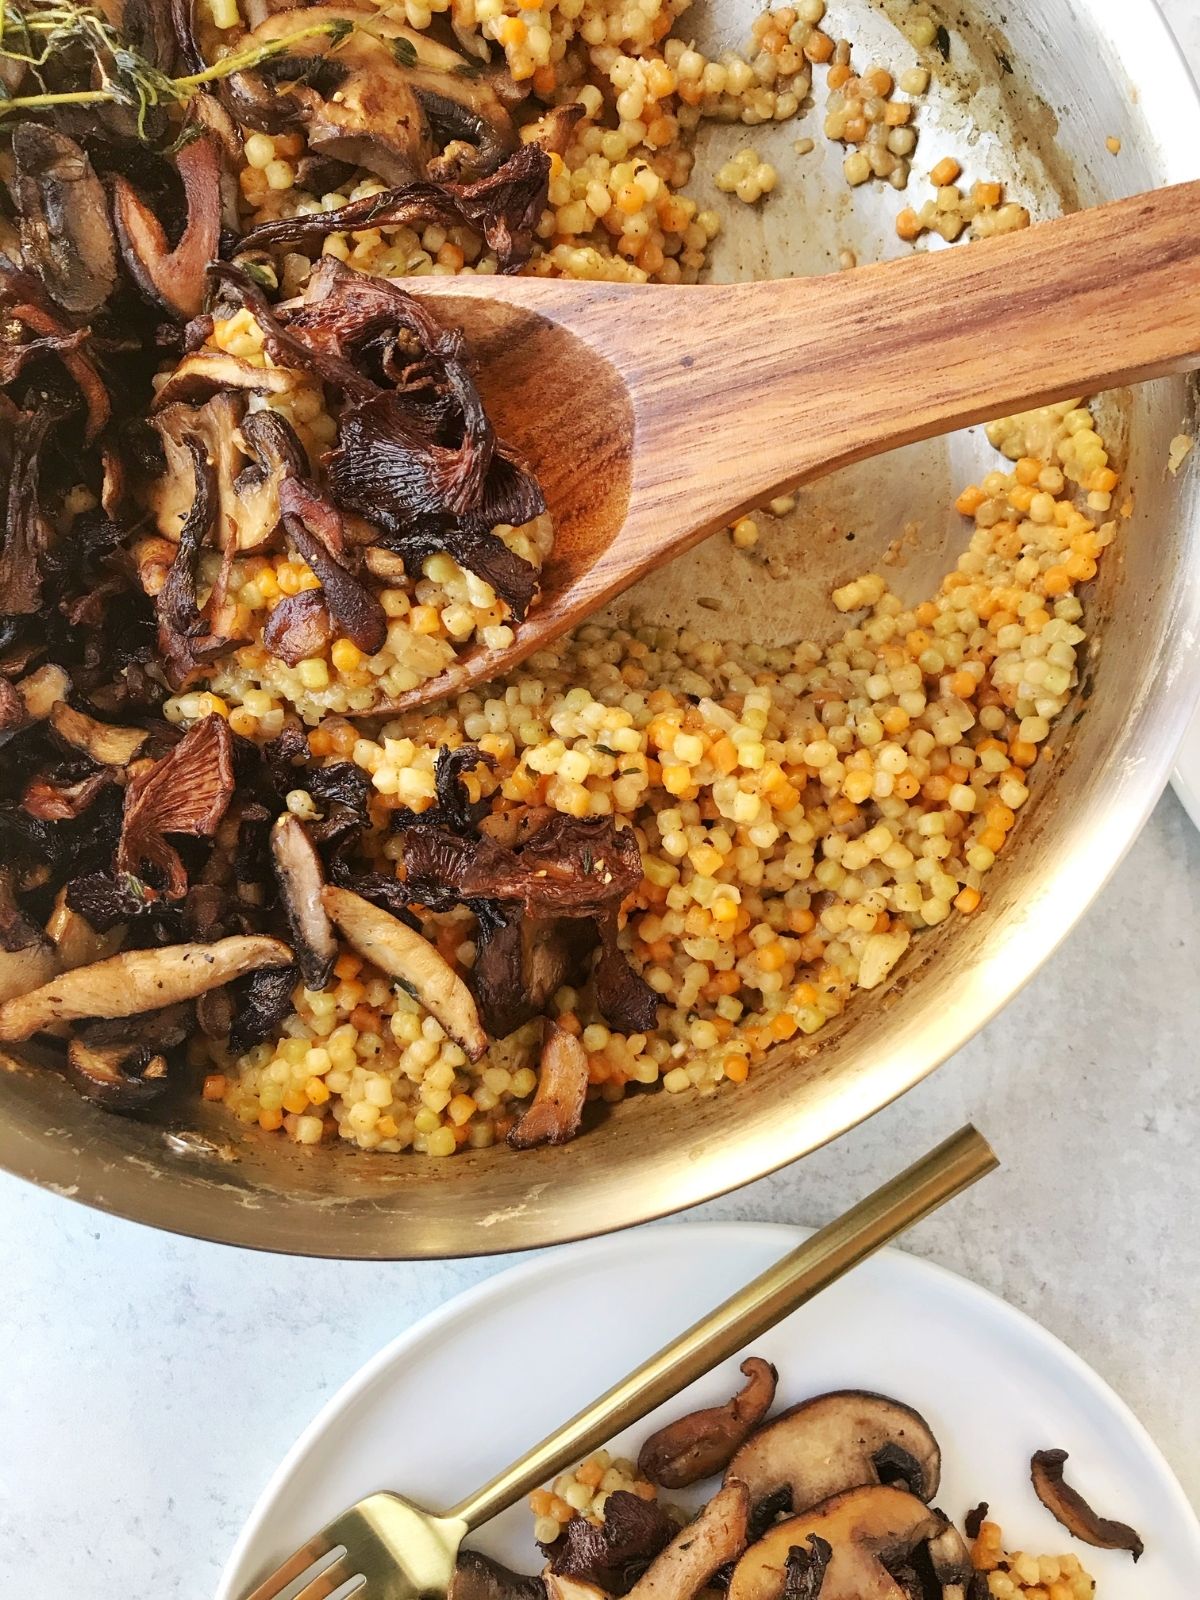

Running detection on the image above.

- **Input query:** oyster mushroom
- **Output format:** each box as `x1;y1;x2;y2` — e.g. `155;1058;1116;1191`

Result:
1029;1449;1143;1560
727;1486;966;1600
508;1020;589;1149
322;885;487;1060
449;1553;545;1600
724;1392;941;1515
112;127;223;318
271;813;337;989
625;1481;751;1600
639;1359;778;1488
0;934;294;1041
116;713;235;898
12;124;118;317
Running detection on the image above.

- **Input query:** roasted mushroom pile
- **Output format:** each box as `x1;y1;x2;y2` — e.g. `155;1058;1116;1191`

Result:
481;1363;1135;1600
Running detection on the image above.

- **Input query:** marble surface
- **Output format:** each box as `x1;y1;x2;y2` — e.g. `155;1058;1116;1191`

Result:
4;7;1200;1595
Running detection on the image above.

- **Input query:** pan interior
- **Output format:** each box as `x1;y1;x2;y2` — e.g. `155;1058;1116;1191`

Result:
2;0;1197;1256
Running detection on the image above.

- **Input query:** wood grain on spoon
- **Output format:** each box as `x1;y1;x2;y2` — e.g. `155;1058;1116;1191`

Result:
375;181;1200;714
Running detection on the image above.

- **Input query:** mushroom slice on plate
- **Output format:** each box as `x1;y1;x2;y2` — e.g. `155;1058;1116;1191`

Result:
49;702;149;767
625;1481;751;1600
725;1391;941;1515
0;935;293;1041
508;1021;589;1149
727;1486;962;1600
322;886;487;1060
271;814;337;989
449;1552;545;1600
1030;1449;1144;1560
638;1358;778;1488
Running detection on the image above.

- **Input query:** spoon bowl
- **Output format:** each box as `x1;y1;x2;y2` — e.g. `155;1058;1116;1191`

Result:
383;180;1200;712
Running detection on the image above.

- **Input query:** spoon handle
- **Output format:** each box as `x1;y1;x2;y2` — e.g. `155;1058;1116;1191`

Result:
447;1124;997;1530
620;181;1200;543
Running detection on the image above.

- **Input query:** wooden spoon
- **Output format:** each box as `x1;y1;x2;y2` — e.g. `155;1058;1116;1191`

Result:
379;181;1200;713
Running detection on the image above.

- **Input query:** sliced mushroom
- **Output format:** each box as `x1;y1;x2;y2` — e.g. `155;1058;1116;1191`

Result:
322;885;487;1060
625;1481;751;1600
49;702;149;767
271;813;337;989
1030;1450;1143;1560
508;1020;589;1149
149;391;293;555
0;677;27;740
449;1552;545;1600
925;1522;973;1591
0;934;293;1041
112;130;223;318
639;1359;778;1488
231;7;430;182
17;662;70;720
230;6;514;184
66;1035;170;1112
725;1392;941;1515
727;1487;958;1600
543;1578;610;1600
0;939;58;1007
46;887;126;970
235;408;312;563
149;393;240;543
0;871;57;1004
12;125;118;317
262;590;336;666
153;351;298;409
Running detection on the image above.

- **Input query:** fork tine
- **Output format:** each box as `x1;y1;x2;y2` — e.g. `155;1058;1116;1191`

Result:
289;1558;366;1600
242;1539;344;1600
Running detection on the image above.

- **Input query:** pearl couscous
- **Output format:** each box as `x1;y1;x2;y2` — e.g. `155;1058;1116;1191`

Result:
202;390;1119;1155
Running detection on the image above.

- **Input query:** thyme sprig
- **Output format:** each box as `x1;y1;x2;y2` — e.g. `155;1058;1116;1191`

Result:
0;0;352;137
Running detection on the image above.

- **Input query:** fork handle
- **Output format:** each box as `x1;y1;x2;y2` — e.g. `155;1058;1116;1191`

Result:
446;1123;997;1530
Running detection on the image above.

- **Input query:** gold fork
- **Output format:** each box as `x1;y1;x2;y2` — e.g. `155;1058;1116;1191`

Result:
242;1124;997;1600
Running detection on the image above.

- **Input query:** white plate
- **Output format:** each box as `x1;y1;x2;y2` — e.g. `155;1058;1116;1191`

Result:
219;1224;1200;1599
1171;696;1200;832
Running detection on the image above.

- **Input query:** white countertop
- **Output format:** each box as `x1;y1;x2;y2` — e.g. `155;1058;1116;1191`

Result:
3;8;1200;1594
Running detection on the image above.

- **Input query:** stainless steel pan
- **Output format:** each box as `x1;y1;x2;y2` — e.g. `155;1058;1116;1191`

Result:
2;0;1197;1256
